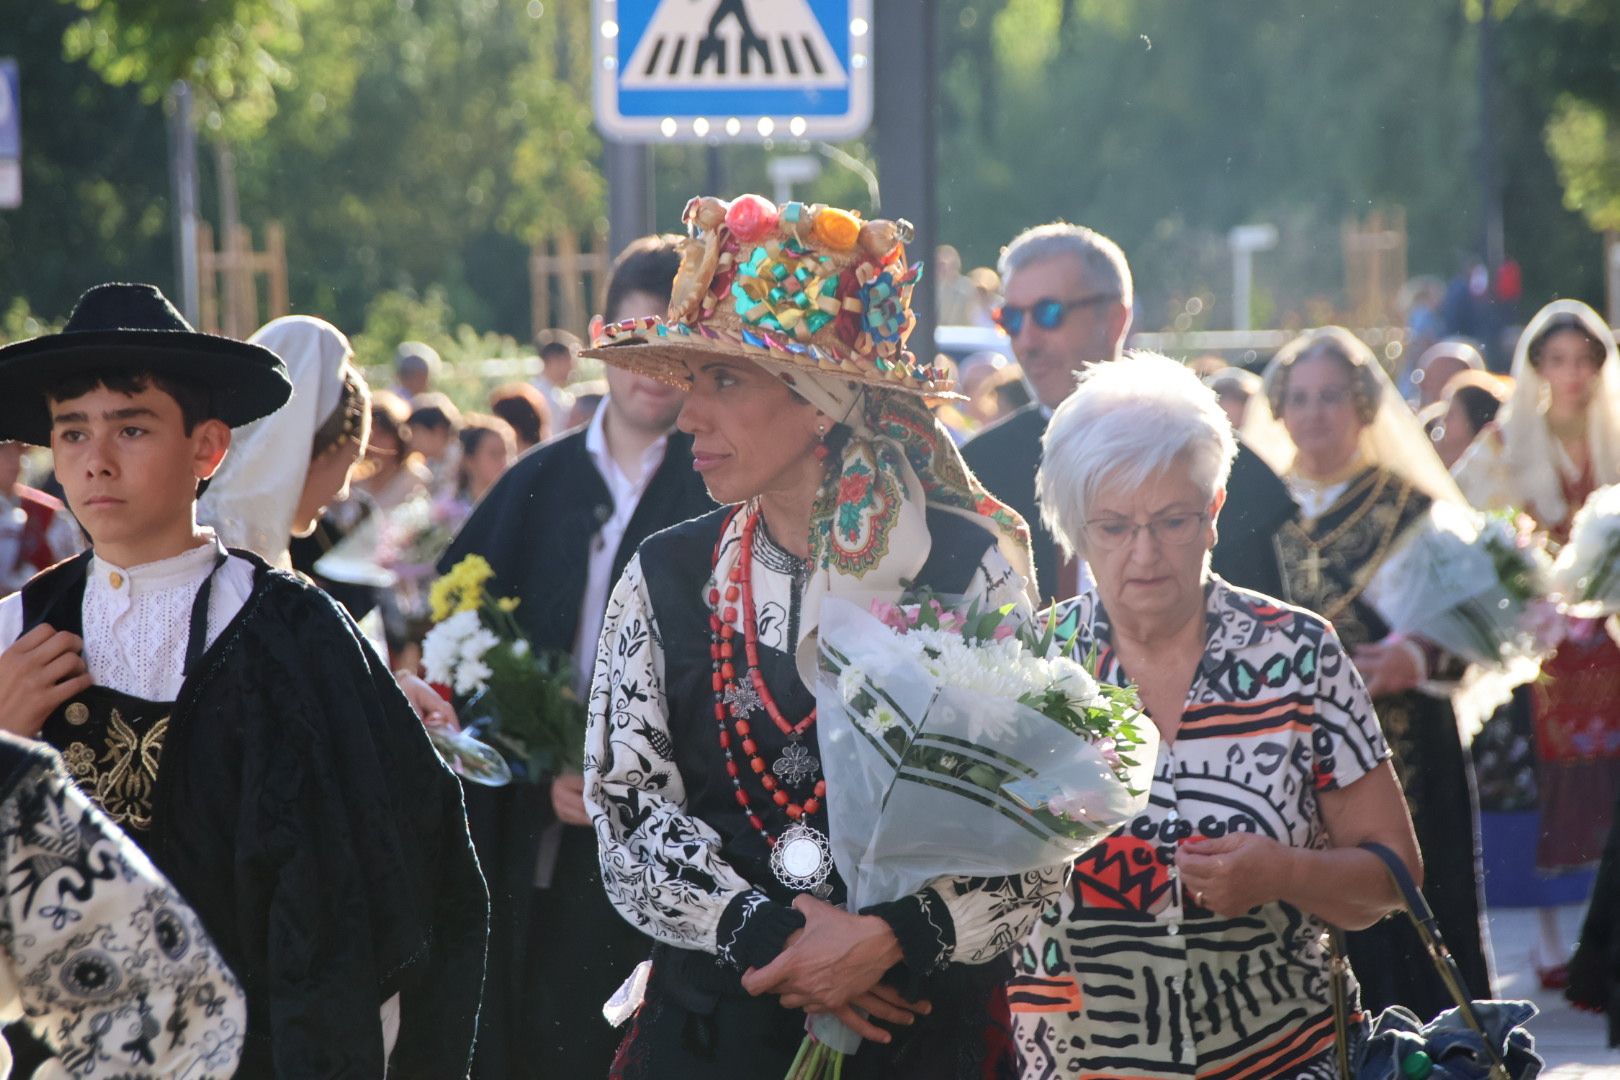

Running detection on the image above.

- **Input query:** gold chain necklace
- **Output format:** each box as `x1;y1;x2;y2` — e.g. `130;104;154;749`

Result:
1289;469;1387;593
1291;475;1414;624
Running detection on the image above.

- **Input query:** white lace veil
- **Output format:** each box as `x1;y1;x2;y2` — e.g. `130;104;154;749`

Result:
197;315;352;567
1494;299;1620;525
1241;325;1466;506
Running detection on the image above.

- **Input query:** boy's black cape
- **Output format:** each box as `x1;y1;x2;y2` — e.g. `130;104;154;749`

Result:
22;552;488;1078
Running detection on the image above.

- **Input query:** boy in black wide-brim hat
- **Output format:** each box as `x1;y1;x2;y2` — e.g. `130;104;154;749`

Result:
0;284;487;1077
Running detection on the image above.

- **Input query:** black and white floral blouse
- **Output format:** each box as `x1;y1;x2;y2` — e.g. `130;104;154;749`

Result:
584;506;1065;978
0;736;245;1078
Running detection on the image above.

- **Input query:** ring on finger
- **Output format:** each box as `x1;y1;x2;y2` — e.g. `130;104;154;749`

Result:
1195;888;1207;907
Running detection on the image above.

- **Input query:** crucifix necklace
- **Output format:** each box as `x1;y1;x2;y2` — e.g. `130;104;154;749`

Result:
1300;547;1328;592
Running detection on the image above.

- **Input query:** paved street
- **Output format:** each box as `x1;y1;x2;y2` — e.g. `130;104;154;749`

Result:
1486;903;1619;1077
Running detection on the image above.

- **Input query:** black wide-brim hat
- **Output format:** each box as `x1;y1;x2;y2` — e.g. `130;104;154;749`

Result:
0;283;293;445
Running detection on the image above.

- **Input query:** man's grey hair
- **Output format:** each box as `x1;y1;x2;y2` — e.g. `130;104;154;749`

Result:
1038;352;1235;561
998;222;1133;309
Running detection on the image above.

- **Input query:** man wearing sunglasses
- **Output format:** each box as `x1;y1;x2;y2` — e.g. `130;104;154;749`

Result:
962;221;1295;603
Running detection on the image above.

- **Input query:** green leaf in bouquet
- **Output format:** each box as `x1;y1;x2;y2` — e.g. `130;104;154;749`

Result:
917;598;940;630
882;725;911;756
461;641;587;779
962;762;1007;791
1033;604;1061;658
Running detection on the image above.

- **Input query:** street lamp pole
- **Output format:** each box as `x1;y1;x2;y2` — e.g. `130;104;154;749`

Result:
1477;0;1505;270
874;0;936;346
164;81;200;324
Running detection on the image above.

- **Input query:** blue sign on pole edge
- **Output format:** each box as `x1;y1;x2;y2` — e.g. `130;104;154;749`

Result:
593;0;873;144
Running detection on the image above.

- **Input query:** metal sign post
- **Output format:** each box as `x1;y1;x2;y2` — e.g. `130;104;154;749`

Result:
166;81;201;323
593;0;873;144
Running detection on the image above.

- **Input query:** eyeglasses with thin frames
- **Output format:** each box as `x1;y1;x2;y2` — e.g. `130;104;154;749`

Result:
992;293;1120;337
1082;511;1209;551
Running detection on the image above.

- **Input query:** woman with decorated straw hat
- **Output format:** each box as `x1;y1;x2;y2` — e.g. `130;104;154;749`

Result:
581;194;1061;1078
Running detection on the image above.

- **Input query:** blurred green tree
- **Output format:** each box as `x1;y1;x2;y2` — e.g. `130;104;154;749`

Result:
1501;0;1620;235
934;0;1602;329
0;4;175;323
3;0;602;340
1;0;1608;344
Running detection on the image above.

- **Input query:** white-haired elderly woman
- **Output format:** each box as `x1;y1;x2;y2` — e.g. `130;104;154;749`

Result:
1007;353;1421;1080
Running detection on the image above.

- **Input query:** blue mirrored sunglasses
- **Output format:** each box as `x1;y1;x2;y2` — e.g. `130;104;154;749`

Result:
992;293;1120;336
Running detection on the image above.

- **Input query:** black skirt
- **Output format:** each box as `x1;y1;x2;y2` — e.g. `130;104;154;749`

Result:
609;945;1018;1080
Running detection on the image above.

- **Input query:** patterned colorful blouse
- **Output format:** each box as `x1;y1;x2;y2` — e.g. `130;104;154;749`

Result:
1010;578;1391;1080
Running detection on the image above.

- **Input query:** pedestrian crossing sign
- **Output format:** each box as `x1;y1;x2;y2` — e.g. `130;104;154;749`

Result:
593;0;873;142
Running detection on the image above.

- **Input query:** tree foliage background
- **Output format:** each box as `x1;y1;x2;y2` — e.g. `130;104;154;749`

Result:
0;0;1614;348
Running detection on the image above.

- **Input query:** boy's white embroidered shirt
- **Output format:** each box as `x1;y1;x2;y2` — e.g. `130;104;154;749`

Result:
0;531;255;700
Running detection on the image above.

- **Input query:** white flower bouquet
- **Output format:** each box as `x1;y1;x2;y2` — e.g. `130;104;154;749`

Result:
419;555;587;786
1551;483;1620;617
785;593;1156;1079
1367;502;1551;682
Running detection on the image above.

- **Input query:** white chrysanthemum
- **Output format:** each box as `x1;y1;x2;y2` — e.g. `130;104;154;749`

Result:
859;703;903;739
511;639;530;657
460;627;500;665
435;609;483;645
963;700;1021;743
881;621;1118;746
421;632;459;686
422;610;480;684
926;636;1046;702
1049;656;1100;709
454;657;493;697
838;664;868;705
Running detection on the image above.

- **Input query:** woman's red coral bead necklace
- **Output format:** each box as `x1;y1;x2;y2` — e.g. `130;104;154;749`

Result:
709;508;825;848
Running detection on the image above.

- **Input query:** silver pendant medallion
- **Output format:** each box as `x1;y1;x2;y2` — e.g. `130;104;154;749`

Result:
770;822;833;898
723;679;762;718
771;740;820;785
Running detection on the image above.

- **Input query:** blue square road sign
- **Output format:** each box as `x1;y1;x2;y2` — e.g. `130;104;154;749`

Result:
593;0;873;143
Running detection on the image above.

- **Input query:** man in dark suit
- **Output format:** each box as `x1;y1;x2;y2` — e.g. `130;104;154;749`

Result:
963;222;1295;603
439;235;715;1078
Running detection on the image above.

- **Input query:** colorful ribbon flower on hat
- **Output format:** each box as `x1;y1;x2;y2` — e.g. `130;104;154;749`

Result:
862;262;923;347
731;244;841;341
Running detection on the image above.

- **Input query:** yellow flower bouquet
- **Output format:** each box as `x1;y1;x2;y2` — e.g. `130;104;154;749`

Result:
422;555;588;783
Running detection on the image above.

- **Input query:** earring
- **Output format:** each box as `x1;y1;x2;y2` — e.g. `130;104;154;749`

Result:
813;422;830;461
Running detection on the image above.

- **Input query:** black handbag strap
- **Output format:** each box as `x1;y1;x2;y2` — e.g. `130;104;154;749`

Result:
1330;842;1510;1080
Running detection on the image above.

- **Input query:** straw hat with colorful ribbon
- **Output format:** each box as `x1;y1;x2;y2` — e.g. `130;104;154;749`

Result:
582;194;953;397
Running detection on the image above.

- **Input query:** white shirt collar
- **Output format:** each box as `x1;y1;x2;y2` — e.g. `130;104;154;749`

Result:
585;398;670;488
89;530;227;596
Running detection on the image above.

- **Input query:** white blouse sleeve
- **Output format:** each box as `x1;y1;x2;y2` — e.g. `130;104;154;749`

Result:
583;554;755;954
